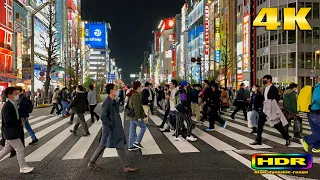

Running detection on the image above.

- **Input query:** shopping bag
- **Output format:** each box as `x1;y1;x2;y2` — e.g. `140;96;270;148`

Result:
247;111;253;128
293;116;303;133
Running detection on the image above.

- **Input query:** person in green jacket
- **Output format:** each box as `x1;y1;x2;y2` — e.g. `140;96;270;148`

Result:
283;83;302;139
126;81;147;151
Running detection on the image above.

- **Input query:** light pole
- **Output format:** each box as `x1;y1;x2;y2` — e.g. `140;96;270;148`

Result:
313;50;320;86
30;0;56;104
118;68;122;80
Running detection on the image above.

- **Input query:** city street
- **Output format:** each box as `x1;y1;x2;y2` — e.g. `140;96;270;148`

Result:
0;105;319;180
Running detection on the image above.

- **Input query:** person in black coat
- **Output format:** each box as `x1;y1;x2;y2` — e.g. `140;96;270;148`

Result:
231;83;249;120
0;87;34;173
200;80;212;121
67;85;90;136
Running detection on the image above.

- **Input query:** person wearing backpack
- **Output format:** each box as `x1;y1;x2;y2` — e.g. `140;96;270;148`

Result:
283;83;302;139
301;76;320;153
15;86;38;145
126;81;146;151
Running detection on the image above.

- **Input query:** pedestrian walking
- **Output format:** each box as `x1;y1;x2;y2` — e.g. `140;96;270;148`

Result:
0;87;34;173
141;82;152;124
200;80;212;122
88;83;137;172
16;86;38;145
61;87;70;118
190;84;201;122
50;88;61;116
251;75;290;146
68;85;90;136
231;83;249;120
158;84;170;128
249;85;264;134
88;85;100;123
68;86;77;124
161;80;178;133
301;76;320;153
126;81;147;151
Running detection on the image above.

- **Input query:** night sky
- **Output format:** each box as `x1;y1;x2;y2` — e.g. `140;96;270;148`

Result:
82;0;186;84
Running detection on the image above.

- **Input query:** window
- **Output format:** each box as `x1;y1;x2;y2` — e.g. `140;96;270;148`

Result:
270;56;274;69
314;3;320;19
306;30;312;43
313;27;320;44
298;52;305;68
288;31;296;44
279;9;282;21
288;52;296;68
282;31;287;44
281;55;287;68
306;52;312;69
306;2;312;19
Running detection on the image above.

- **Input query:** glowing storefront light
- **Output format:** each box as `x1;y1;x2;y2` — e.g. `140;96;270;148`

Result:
17;33;23;78
242;14;249;72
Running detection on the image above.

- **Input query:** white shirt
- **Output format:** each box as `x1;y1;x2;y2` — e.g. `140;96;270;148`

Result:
264;84;272;100
169;88;177;111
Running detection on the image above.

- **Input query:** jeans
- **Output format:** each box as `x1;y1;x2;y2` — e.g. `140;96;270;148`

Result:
61;101;69;116
89;104;100;122
50;103;61;115
304;112;320;148
24;117;37;141
166;111;176;130
128;120;146;148
0;139;28;168
250;110;259;128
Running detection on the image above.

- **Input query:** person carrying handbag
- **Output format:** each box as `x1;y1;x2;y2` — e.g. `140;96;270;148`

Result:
283;83;302;139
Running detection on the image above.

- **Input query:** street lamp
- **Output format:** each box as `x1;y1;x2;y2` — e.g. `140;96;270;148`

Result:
30;0;56;104
118;68;122;80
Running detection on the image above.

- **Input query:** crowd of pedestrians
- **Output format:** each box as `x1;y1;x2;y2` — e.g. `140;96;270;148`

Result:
1;73;320;174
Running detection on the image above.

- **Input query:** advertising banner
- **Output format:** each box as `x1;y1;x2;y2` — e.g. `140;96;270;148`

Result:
215;17;220;62
242;14;250;72
34;18;49;57
22;55;31;80
17;33;22;79
87;23;106;49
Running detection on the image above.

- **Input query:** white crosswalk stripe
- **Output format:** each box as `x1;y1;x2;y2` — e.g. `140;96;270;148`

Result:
1;110;318;179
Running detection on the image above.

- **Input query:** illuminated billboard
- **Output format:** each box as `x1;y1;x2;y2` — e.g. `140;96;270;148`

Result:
215;17;220;62
242;14;249;72
159;18;175;33
85;23;106;49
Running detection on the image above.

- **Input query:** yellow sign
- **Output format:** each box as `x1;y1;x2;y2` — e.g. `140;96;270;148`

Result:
253;8;312;30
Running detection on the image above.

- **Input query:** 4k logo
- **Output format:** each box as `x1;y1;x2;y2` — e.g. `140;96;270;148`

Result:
253;8;312;30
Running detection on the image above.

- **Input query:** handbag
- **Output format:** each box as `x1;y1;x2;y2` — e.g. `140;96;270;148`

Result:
293;116;303;133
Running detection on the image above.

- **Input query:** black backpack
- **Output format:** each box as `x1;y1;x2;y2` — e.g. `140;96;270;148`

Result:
125;95;135;117
26;98;33;113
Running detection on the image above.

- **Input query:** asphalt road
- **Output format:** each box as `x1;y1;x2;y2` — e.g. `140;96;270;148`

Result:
0;104;319;180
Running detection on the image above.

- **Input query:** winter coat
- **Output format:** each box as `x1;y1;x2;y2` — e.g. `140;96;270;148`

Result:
251;92;264;111
283;89;298;115
17;94;30;118
236;88;248;101
127;90;145;120
68;91;88;113
263;99;288;127
141;88;150;105
1;100;24;140
100;96;126;148
88;90;97;105
52;92;59;104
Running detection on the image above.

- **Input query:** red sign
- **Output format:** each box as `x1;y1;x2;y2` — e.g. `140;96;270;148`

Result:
160;18;175;33
204;4;209;55
154;31;160;52
169;33;175;42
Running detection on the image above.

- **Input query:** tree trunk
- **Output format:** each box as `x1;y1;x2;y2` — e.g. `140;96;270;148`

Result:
44;62;52;98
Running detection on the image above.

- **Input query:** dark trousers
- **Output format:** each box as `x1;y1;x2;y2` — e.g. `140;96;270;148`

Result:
200;104;209;121
175;111;192;137
231;102;247;120
69;113;75;122
149;101;154;114
160;107;170;127
90;104;100;122
157;100;163;110
256;113;290;142
208;109;226;129
168;111;176;130
50;103;61;115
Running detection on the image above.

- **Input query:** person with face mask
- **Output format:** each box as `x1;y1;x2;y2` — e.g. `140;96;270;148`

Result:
251;75;290;146
67;85;90;136
0;87;34;173
231;83;249;120
126;81;147;151
250;85;264;134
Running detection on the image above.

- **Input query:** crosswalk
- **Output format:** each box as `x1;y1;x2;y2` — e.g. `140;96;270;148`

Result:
0;110;319;179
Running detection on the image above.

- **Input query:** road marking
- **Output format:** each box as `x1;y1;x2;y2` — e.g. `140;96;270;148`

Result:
63;120;102;160
28;116;46;123
278;175;318;180
234;149;274;155
192;127;236;151
136;126;162;155
218;116;301;147
202;121;272;149
24;116;60;133
149;115;199;153
224;150;282;180
25;115;91;162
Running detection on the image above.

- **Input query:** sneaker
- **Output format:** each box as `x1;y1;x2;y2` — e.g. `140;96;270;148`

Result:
206;128;215;132
128;147;139;151
161;129;170;132
222;121;227;129
88;163;102;170
312;148;320;153
186;136;197;142
174;135;185;141
300;139;309;152
20;166;34;174
230;115;235;119
29;139;39;145
123;166;137;173
157;125;164;128
250;127;257;134
285;139;291;146
250;141;262;145
70;130;76;135
83;132;91;137
133;142;144;149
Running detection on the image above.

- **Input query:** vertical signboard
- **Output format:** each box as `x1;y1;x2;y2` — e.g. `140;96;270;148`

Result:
242;14;249;72
215;17;220;62
17;33;22;78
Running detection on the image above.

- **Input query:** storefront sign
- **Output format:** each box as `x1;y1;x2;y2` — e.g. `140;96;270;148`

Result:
22;55;31;80
204;4;209;55
215;17;220;62
17;33;22;78
242;14;250;72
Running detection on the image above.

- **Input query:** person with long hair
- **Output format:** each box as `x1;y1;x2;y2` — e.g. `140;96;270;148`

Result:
250;85;264;134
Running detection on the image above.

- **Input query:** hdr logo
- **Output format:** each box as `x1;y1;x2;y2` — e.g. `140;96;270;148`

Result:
251;154;313;171
94;29;102;37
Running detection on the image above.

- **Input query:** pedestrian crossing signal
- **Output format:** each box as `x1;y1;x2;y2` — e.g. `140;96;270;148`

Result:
251;154;312;170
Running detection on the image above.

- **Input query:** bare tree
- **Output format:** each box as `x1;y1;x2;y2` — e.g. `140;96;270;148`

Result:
220;30;232;88
37;4;59;97
73;18;82;86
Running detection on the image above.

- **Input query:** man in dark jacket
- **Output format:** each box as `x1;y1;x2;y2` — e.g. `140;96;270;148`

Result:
200;80;211;121
0;87;34;173
141;82;152;124
67;85;90;136
88;83;136;172
16;86;38;145
231;83;248;120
